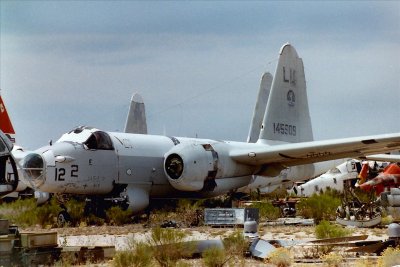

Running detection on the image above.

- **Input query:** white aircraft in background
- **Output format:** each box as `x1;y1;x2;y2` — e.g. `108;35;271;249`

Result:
18;44;400;215
290;151;400;197
289;159;376;197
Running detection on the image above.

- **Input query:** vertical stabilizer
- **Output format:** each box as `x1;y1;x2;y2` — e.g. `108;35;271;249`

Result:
247;72;273;143
124;93;148;134
0;94;16;143
258;43;313;144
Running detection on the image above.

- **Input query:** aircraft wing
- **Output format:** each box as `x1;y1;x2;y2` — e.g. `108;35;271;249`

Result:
231;133;400;167
363;153;400;163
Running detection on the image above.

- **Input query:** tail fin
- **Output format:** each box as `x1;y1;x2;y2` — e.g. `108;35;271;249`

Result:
247;72;273;143
0;94;16;143
258;43;313;144
124;93;148;134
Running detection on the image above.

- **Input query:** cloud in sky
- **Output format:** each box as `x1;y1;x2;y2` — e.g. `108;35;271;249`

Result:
1;1;399;149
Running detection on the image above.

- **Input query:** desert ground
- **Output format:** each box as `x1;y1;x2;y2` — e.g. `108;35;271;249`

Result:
20;222;390;266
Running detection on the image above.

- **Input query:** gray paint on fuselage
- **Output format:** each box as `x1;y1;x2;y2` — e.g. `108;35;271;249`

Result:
35;142;117;194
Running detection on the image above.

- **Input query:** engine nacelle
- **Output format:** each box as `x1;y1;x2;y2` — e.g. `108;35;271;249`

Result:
164;143;220;191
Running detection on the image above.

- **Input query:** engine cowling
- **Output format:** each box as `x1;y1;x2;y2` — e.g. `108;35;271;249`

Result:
164;143;219;191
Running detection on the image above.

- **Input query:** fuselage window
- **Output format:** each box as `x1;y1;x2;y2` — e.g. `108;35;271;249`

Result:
85;131;114;150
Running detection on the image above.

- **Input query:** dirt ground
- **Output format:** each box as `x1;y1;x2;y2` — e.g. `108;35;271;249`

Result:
19;222;390;266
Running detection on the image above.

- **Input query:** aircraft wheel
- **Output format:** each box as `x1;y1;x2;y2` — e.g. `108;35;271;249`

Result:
58;211;71;227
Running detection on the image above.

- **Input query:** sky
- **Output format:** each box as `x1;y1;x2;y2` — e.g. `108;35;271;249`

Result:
1;1;399;150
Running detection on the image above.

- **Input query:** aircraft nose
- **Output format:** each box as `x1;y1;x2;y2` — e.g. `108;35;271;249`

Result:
22;153;46;188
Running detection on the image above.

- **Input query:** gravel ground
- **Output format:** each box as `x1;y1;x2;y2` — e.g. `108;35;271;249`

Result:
18;222;391;266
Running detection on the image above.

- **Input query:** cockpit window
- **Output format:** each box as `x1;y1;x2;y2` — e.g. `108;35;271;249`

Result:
0;131;13;155
84;131;114;150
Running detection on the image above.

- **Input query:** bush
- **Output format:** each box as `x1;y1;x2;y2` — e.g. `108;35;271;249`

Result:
222;231;248;266
176;199;203;227
202;246;227;267
64;198;85;225
223;231;248;256
297;190;341;222
267;247;293;267
0;198;36;225
106;206;133;226
250;202;281;220
315;220;352;239
112;242;153;267
321;252;343;267
148;227;195;267
378;247;400;267
35;198;63;227
0;198;62;227
84;213;105;226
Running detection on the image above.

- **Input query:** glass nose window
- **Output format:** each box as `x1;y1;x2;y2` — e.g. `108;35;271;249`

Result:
23;153;45;180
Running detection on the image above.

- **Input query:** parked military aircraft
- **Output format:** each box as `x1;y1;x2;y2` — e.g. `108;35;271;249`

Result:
0;92;147;203
18;44;400;215
289;150;400;197
290;160;388;197
0;95;19;197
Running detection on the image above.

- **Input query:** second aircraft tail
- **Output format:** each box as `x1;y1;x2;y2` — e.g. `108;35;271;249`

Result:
258;43;313;145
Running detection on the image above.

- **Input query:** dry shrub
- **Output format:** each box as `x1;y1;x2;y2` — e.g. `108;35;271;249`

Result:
377;247;400;267
112;242;153;267
148;227;195;267
64;198;85;225
223;230;248;256
0;197;62;227
302;245;333;259
297;190;341;223
106;206;133;226
176;199;203;227
355;258;378;267
267;247;293;267
315;220;353;239
250;201;281;220
202;246;227;267
321;252;343;267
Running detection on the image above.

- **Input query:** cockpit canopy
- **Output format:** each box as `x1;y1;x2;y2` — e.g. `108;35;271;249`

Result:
57;126;114;150
84;131;114;150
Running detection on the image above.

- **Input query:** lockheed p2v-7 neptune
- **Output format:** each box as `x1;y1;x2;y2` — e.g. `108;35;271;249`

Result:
13;44;400;216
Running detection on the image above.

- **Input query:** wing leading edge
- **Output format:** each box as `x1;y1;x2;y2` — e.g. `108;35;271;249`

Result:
230;133;400;168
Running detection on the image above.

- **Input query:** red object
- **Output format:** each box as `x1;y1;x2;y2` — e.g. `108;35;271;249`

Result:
360;163;400;195
0;96;15;134
358;163;369;184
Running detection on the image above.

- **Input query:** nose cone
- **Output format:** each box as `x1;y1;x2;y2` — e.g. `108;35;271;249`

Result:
22;153;46;188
